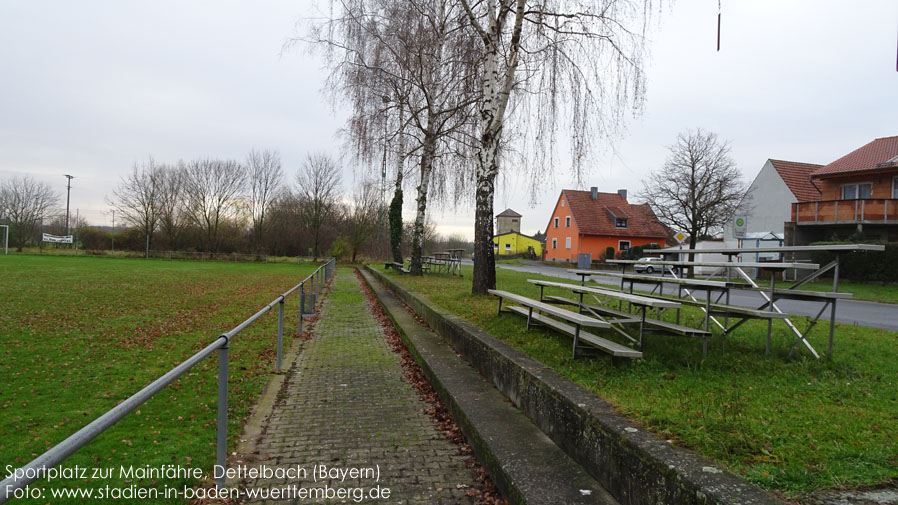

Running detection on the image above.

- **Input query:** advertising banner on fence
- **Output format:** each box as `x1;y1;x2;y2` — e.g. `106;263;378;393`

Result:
42;233;73;244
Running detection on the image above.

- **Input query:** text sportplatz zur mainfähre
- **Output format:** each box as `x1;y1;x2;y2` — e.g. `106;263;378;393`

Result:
4;463;391;502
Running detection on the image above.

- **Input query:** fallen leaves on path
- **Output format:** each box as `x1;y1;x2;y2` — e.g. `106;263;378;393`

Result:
356;269;507;505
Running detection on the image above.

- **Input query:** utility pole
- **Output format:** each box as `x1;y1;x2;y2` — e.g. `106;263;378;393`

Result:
64;174;74;235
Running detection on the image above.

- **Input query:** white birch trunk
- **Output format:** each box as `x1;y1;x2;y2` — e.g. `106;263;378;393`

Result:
471;0;525;294
410;131;436;275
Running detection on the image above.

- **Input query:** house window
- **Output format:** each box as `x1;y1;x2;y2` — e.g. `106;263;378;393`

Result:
842;182;872;199
554;217;559;228
565;237;571;249
512;218;518;222
552;238;557;249
561;199;565;207
619;240;630;251
505;243;511;251
893;176;898;198
565;216;571;227
615;218;628;228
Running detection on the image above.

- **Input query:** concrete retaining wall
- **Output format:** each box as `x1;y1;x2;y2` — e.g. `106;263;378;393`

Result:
366;266;784;505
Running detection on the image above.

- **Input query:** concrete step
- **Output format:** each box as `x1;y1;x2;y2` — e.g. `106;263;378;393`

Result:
360;268;618;505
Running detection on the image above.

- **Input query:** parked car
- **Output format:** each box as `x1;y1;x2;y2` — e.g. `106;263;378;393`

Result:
633;257;676;274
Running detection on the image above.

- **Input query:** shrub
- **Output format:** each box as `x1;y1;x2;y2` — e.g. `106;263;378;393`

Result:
810;241;898;283
78;227;110;251
603;246;615;262
329;236;350;260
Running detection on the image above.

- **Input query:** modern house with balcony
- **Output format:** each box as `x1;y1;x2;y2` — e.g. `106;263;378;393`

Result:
787;136;898;245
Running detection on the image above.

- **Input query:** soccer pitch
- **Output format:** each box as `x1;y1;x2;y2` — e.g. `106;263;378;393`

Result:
0;255;318;503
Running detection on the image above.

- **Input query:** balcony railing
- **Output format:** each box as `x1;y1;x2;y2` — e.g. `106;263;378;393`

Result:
791;198;898;224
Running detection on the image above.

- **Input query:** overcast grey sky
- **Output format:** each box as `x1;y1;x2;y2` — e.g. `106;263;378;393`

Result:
1;1;896;239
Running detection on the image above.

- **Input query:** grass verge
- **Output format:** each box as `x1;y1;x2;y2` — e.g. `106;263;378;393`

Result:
0;255;318;504
374;264;898;496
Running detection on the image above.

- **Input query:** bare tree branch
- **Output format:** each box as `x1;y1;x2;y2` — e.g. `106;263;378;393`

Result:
296;152;343;258
246;148;284;250
0;176;60;251
638;128;748;274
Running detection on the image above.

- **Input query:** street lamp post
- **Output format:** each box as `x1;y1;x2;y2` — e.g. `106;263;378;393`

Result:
64;174;74;235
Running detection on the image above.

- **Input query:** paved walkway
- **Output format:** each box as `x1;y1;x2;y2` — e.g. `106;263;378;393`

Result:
239;268;476;504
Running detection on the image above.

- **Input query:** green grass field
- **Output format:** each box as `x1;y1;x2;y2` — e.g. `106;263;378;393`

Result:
0;255;318;503
376;265;898;497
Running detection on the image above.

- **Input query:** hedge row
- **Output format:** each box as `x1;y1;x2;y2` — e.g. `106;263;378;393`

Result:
809;242;898;283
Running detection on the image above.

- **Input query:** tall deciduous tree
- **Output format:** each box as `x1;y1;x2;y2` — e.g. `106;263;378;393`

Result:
296;153;342;258
307;0;479;274
0;176;60;251
111;158;163;257
345;179;381;262
246;149;283;250
460;0;656;294
639;129;747;274
182;158;246;253
157;162;187;250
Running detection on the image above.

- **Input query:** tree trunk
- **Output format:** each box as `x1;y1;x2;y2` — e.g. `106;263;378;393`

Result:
472;164;497;294
410;131;436;275
389;184;404;263
687;235;697;278
390;103;406;264
471;44;504;295
471;114;501;294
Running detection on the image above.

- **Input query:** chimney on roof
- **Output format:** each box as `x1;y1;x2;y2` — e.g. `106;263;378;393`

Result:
590;187;598;200
618;189;627;200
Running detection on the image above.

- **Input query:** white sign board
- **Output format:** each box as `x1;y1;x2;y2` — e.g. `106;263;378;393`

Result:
733;216;747;239
42;233;73;244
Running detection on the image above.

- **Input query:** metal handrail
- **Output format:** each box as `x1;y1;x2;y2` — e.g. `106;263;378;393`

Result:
0;258;337;502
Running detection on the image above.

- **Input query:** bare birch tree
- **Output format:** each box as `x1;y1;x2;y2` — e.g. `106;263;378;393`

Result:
306;0;479;274
182;158;246;253
296;153;342;258
111;157;163;257
0;176;60;251
639;129;747;274
246;148;284;250
460;0;657;293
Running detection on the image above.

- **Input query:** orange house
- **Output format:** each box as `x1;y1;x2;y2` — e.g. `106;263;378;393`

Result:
544;188;667;262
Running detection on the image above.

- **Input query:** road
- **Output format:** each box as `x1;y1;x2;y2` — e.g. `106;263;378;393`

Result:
475;260;898;332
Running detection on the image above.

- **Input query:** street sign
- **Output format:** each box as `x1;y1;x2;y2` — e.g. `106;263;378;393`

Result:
734;216;747;238
674;232;687;243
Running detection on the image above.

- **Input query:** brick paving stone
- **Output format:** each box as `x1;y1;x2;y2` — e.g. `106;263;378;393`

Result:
238;268;477;504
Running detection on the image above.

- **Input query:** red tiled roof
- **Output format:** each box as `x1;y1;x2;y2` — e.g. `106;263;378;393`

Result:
605;206;629;218
812;136;898;177
769;159;822;202
563;190;667;238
